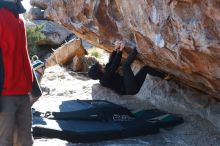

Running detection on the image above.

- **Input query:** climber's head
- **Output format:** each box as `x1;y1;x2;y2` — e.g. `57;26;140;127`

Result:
88;63;103;80
0;0;26;14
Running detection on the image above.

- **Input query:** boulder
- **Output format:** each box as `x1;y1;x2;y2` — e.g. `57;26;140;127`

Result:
45;38;86;67
31;20;72;46
30;0;49;10
30;0;220;99
28;7;44;20
136;75;220;130
72;56;83;72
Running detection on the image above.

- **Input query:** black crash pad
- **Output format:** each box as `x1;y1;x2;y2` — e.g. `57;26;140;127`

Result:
32;100;183;143
33;115;158;143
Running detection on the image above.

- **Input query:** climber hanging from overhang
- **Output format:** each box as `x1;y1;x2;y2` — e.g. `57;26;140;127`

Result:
88;40;173;95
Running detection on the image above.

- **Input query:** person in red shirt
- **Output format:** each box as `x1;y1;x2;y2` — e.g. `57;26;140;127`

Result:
0;0;40;145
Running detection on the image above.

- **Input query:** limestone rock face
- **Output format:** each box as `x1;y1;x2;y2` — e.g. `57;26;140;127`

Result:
31;0;220;99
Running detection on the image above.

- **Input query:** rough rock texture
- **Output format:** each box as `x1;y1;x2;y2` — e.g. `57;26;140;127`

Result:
136;75;220;130
72;56;83;72
31;0;220;99
45;38;86;68
31;20;72;46
30;0;50;10
28;7;44;20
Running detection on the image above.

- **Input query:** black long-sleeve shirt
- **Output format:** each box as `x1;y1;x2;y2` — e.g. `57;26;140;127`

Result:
100;51;125;95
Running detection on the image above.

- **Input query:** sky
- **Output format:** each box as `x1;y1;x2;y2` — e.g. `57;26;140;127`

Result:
22;0;31;11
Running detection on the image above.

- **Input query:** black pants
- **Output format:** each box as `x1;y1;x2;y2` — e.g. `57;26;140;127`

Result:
122;49;166;95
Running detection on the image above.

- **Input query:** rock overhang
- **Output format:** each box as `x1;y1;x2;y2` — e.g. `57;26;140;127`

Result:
30;0;220;99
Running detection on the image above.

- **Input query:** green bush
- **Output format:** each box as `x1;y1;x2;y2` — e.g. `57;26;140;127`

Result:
90;50;101;58
27;25;45;58
89;47;102;58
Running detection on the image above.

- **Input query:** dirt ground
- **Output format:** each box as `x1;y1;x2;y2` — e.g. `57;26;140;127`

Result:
33;65;220;146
